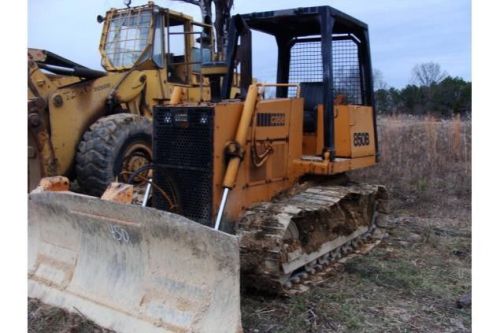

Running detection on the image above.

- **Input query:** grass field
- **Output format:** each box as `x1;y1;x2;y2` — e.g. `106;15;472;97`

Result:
351;115;471;216
28;115;471;333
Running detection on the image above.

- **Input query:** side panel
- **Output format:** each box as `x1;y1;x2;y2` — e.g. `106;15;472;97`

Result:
334;105;376;158
349;106;376;158
214;98;303;222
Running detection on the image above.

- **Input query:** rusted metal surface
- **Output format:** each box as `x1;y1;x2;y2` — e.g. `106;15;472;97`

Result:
101;182;134;204
120;141;152;181
28;48;48;62
27;57;78;191
236;182;388;293
28;191;242;333
285;233;385;294
35;176;70;192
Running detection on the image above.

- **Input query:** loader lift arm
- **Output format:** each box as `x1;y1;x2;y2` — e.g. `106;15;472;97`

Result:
28;48;106;79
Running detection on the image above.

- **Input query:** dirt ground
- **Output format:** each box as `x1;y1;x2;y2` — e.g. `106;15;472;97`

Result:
28;298;113;333
240;200;471;333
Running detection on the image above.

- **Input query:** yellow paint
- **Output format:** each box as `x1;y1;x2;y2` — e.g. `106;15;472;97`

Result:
28;2;240;182
211;97;376;222
335;105;376;158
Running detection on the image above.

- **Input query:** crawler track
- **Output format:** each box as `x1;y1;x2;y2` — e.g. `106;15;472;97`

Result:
236;183;388;294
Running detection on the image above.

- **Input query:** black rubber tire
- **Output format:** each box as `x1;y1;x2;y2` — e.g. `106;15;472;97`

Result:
75;114;152;197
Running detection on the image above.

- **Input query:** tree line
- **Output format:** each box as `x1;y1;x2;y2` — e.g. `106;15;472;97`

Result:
374;63;471;118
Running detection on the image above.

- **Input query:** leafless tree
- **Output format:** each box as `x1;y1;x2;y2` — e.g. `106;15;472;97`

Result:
411;62;448;86
172;0;233;59
373;69;388;90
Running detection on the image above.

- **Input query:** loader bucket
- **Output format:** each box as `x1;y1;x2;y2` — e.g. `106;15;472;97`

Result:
28;191;242;333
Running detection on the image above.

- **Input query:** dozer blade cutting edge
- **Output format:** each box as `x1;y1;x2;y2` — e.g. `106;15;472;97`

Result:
28;191;242;333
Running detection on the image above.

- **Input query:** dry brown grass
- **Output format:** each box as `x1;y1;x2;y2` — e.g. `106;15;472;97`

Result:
351;115;471;217
28;298;113;333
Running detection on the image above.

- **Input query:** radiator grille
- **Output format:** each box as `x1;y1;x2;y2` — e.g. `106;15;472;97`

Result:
288;37;362;105
152;106;214;225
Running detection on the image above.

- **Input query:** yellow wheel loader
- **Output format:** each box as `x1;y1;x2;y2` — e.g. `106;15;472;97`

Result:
28;6;387;333
28;1;239;195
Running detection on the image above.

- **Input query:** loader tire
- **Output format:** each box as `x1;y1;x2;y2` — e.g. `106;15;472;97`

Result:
75;114;152;197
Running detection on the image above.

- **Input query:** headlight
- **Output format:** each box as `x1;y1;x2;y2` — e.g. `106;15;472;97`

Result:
200;113;208;125
164;112;172;124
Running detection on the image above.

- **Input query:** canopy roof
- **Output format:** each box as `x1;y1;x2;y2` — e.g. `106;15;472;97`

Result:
240;6;368;38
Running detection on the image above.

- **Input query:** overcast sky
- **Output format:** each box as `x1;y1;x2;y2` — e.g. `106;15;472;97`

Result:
28;0;470;88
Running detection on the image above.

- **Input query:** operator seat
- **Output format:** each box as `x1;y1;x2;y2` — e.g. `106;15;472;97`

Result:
300;82;324;133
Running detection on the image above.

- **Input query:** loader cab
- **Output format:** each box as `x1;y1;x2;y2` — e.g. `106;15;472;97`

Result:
99;2;214;85
222;6;379;161
159;11;213;84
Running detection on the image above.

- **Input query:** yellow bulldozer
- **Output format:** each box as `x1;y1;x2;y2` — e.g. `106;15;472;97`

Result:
28;6;387;333
28;1;239;195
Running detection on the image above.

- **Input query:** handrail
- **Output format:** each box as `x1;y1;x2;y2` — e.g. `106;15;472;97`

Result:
256;83;301;98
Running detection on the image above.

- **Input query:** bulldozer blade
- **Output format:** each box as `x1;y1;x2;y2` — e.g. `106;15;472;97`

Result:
28;191;242;333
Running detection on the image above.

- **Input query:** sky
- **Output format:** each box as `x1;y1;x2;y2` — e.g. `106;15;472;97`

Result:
28;0;471;88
